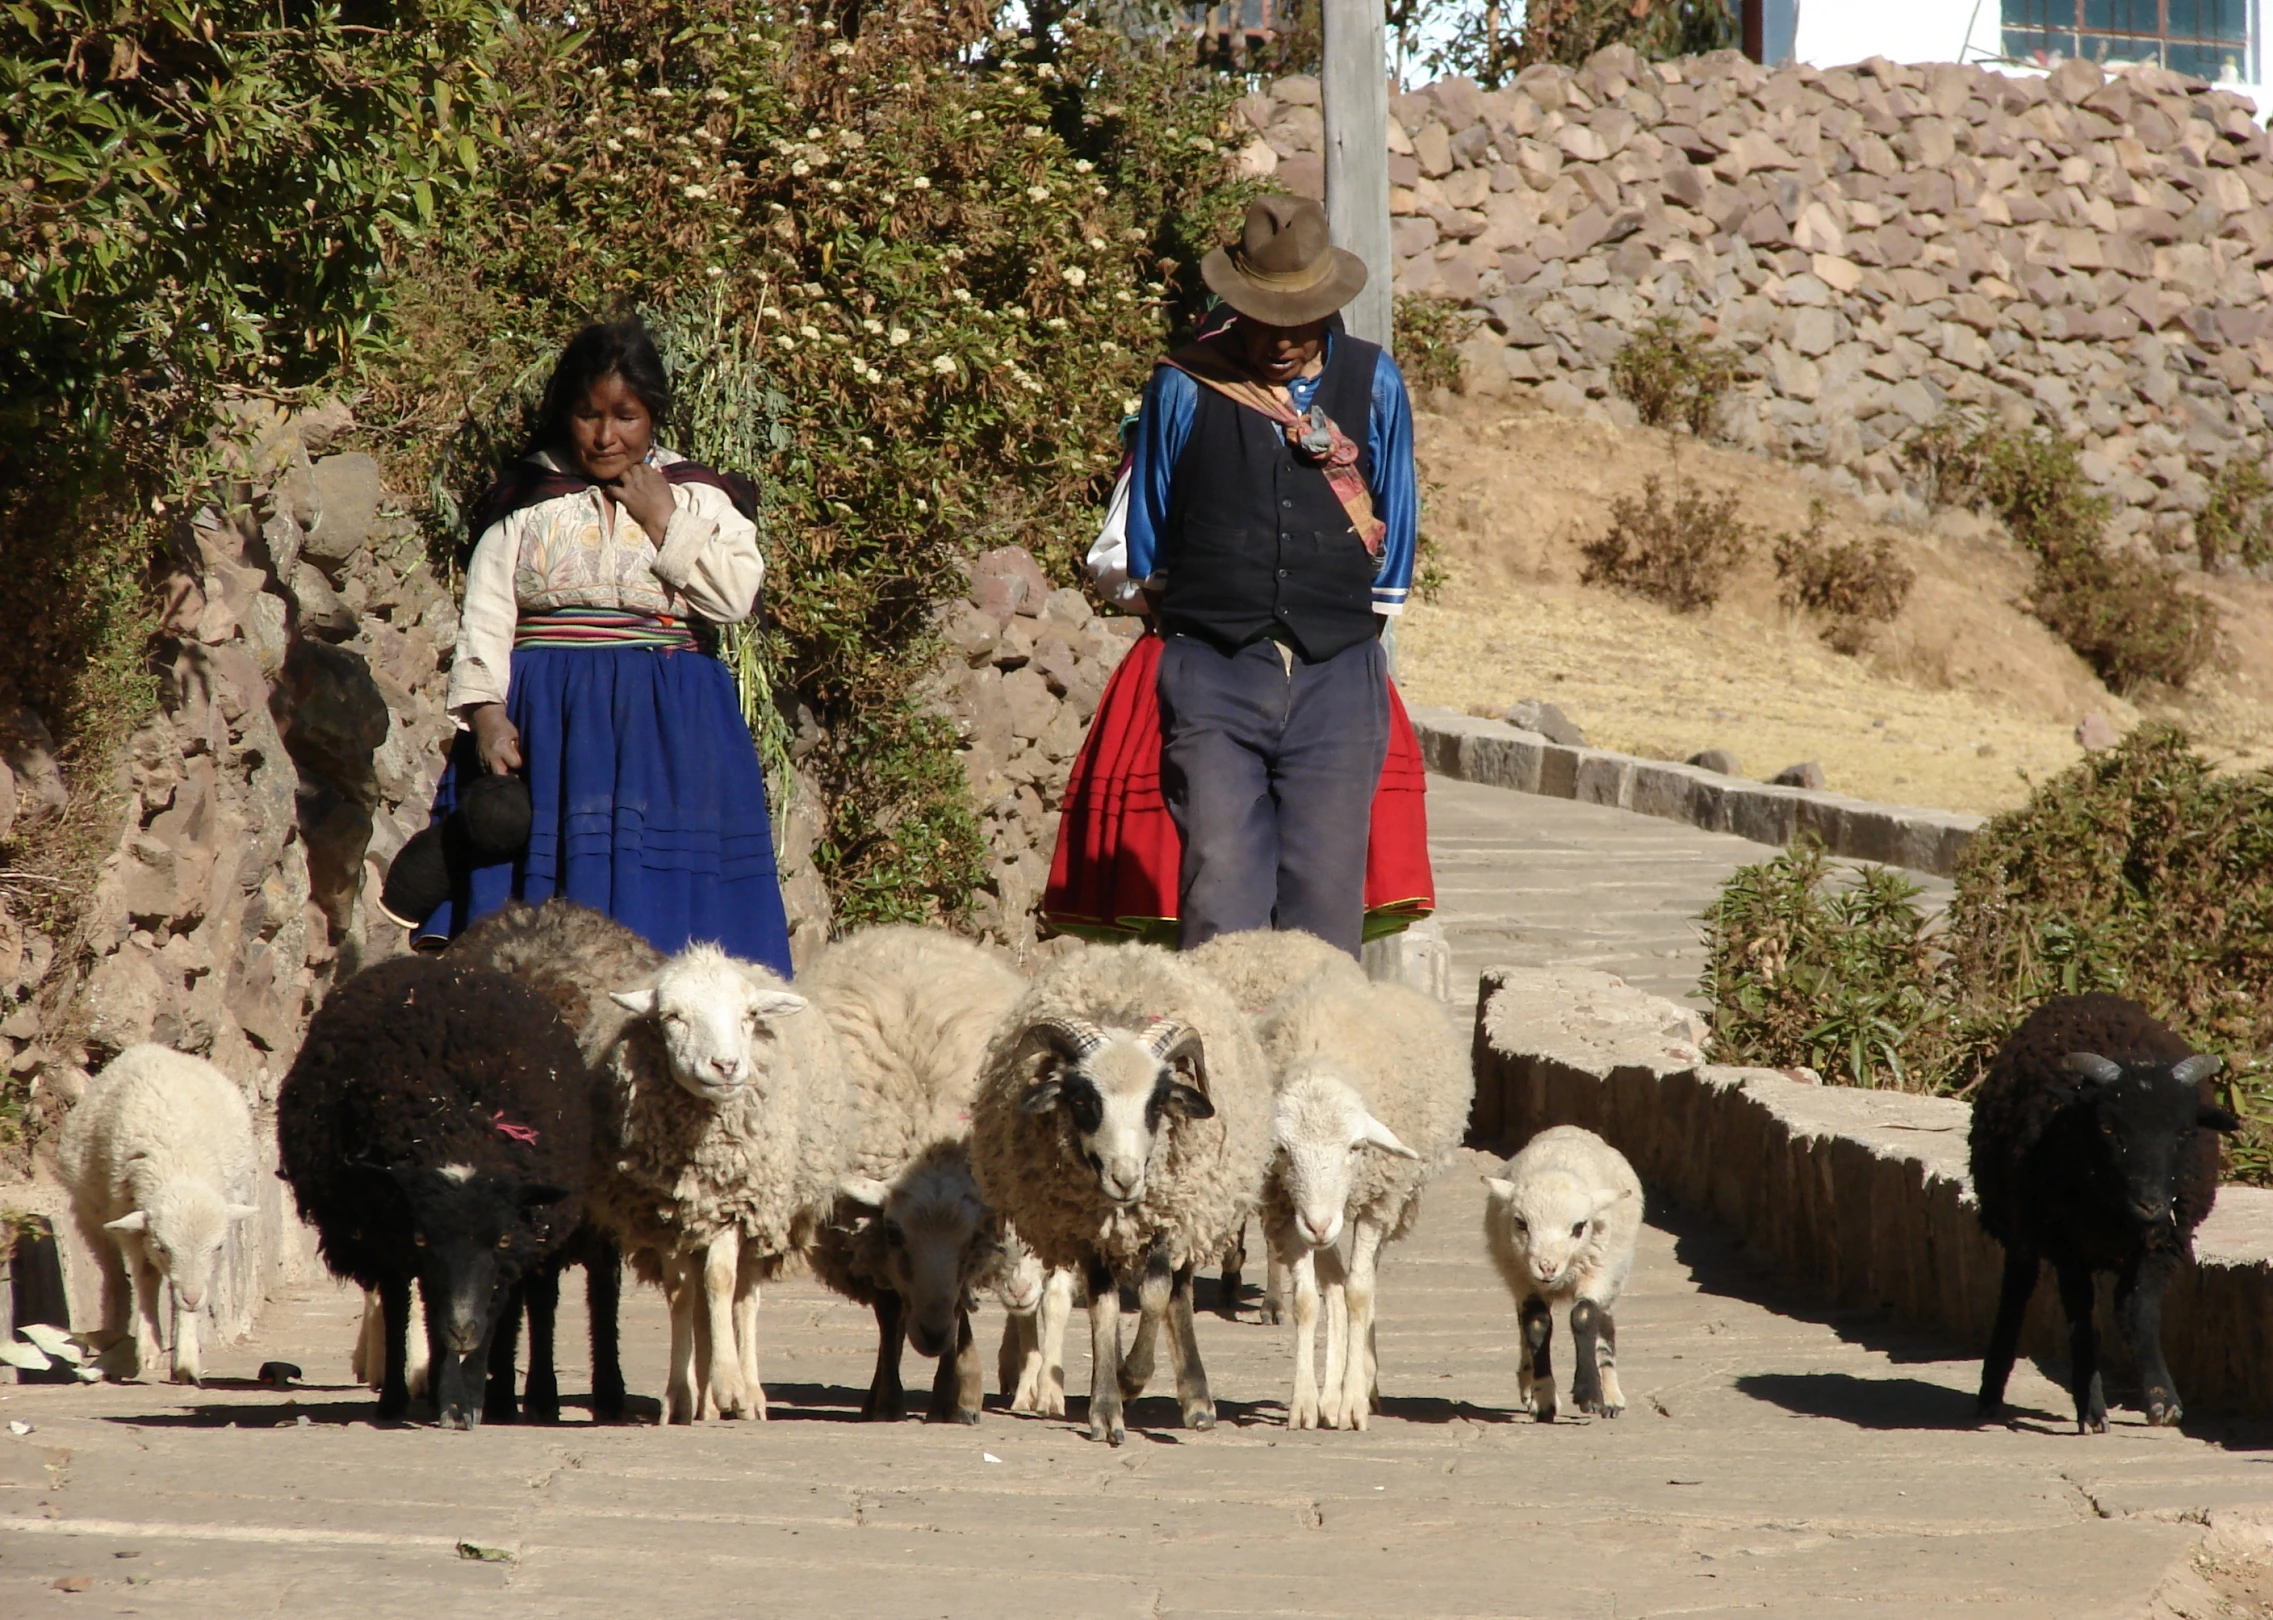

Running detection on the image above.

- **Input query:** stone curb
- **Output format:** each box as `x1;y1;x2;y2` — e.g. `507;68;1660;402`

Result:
1470;964;2273;1418
1412;706;1983;876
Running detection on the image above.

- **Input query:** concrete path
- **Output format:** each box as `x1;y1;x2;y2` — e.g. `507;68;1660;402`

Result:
2;776;2263;1618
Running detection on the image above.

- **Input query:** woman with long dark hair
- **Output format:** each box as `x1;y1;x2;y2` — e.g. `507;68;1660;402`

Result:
397;319;793;971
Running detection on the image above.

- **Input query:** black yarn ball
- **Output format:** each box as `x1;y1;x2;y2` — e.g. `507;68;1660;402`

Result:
378;826;453;930
457;772;533;857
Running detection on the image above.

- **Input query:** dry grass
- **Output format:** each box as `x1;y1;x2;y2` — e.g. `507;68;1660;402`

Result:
1399;394;2273;814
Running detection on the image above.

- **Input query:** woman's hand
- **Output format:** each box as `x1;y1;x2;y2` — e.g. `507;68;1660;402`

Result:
612;461;679;541
469;703;523;775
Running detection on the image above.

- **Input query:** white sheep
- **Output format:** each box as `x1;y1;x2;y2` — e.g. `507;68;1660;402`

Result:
802;926;1027;1422
969;944;1272;1445
598;942;847;1424
57;1045;259;1384
993;1228;1077;1417
1259;975;1472;1430
1186;927;1367;1319
1482;1125;1644;1422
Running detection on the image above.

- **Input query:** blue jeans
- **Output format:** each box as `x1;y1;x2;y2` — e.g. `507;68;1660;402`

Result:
1155;632;1389;957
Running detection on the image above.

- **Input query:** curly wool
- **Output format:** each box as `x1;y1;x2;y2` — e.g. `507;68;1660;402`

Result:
1258;975;1473;1245
1186;928;1363;1019
449;899;664;1054
808;1139;1012;1308
968;943;1272;1278
276;957;592;1290
1482;1126;1645;1308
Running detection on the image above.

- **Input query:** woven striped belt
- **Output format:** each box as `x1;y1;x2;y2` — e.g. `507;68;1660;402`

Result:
514;606;699;651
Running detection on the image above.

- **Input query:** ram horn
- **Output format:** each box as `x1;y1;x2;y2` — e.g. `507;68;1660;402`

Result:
1012;1018;1107;1069
2064;1052;2125;1085
1144;1019;1209;1090
2171;1053;2225;1088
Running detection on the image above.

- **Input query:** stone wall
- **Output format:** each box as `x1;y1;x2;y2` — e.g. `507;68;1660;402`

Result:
1239;48;2273;556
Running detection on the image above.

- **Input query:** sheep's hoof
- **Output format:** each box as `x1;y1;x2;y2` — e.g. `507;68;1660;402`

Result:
2145;1392;2184;1427
1090;1414;1125;1446
2079;1411;2109;1435
1288;1401;1318;1430
170;1368;201;1387
1182;1400;1216;1431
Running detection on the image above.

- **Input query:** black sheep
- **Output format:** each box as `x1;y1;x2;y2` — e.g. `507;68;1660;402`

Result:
278;956;591;1428
1969;993;2237;1432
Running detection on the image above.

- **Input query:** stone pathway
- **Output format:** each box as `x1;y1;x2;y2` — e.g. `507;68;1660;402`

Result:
0;776;2260;1618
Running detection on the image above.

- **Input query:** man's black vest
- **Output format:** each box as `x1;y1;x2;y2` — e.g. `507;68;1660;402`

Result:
1158;333;1382;663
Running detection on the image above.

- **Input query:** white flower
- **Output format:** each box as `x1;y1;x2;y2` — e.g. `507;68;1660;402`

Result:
792;160;810;176
911;175;932;190
704;86;730;101
840;131;865;149
1063;266;1087;287
777;336;798;351
827;39;852;55
1188;135;1215;152
889;326;910;345
1027;185;1050;201
967;110;985;122
1093;184;1109;197
807;125;824;139
706;265;724;278
859;435;876;450
1101;340;1119;352
1123;397;1142;414
950;288;972;303
606;138;623;152
683;184;709;198
864;366;884;383
802;324;823;340
1044;317;1068;330
1087;236;1106;250
879;191;895;205
862;318;884;334
915;497;929;513
931;354;957;375
1073;159;1094;173
1114;289;1133;302
647;85;673;98
583;113;601;126
1023;124;1045;138
826;179;844;193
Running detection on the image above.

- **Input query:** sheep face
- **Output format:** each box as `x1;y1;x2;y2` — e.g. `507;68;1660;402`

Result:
1014;1018;1215;1208
102;1183;258;1313
610;945;808;1104
385;1164;575;1429
996;1233;1046;1315
1484;1169;1628;1292
2059;1051;2238;1225
1271;1070;1418;1251
842;1162;1002;1358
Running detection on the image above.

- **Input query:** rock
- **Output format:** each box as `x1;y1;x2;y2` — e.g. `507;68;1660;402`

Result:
288;562;358;642
1686;749;1741;776
1504;699;1586;746
1000;668;1056;742
2075;712;2122;750
0;760;13;846
1770;762;1827;791
273;641;389;801
0;707;68;829
968;547;1050;623
1038;587;1093;633
301;452;385;567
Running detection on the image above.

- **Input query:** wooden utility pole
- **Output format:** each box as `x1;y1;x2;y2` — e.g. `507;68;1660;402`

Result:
1321;0;1393;351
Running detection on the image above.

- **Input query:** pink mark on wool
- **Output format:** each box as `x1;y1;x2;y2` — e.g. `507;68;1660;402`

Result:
492;1111;540;1146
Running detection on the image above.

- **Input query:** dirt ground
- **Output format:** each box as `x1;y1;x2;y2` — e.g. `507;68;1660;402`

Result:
1399;393;2273;815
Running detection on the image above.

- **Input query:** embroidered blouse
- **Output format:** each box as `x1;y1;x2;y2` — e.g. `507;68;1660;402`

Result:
446;446;765;716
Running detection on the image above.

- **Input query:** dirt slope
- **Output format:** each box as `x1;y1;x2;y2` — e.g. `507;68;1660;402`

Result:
1398;393;2273;815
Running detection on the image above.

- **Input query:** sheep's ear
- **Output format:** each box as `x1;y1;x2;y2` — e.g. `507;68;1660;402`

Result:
1357;1115;1420;1160
1481;1176;1516;1201
749;988;808;1021
225;1203;259;1223
1590;1185;1633;1215
2200;1104;2244;1134
1018;1079;1063;1115
104;1210;150;1234
610;987;659;1016
2065;1051;2124;1086
1161;1081;1215;1121
2172;1053;2225;1088
840;1176;892;1208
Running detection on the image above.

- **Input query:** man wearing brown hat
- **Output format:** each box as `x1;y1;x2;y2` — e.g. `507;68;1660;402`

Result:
1108;194;1417;957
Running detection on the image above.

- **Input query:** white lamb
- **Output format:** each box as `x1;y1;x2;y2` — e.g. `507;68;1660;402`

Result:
57;1045;259;1384
993;1228;1077;1416
1482;1125;1645;1422
1260;975;1472;1430
969;944;1272;1444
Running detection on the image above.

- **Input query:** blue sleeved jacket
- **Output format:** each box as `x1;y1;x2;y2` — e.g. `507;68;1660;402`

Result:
1121;336;1417;616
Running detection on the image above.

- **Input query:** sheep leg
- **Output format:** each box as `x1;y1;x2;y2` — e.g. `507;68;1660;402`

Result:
1318;1242;1351;1427
1165;1259;1214;1430
998;1308;1034;1410
377;1275;415;1423
1084;1257;1125;1446
1035;1266;1073;1417
523;1266;563;1424
2117;1250;2183;1428
1571;1297;1621;1417
1263;1252;1288;1326
702;1231;749;1419
1334;1220;1383;1432
169;1285;203;1386
1976;1249;2039;1423
481;1283;523;1424
1217;1220;1247;1318
1521;1294;1557;1422
127;1244;166;1382
663;1250;700;1425
927;1307;983;1426
585;1241;626;1423
1121;1248;1171;1402
734;1245;767;1420
2056;1259;2107;1434
352;1289;383;1390
1288;1245;1322;1429
864;1292;909;1421
90;1232;133;1369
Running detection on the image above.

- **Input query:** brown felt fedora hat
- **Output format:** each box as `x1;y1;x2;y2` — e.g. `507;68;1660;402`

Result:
1201;195;1368;327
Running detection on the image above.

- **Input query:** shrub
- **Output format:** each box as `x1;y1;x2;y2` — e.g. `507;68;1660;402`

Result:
1393;294;1477;395
1701;725;2273;1182
1772;500;1915;655
1610;315;1742;438
1900;409;2215;694
1578;474;1751;613
2196;458;2273;573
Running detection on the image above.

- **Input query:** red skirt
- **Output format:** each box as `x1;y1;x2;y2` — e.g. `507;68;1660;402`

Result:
1041;631;1435;946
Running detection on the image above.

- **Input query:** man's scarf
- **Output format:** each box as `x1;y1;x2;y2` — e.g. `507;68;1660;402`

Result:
468;456;759;549
1161;337;1386;555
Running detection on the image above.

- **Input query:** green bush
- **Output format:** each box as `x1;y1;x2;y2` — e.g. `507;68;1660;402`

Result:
1900;409;2216;694
1772;499;1914;655
2197;458;2273;573
1610;315;1742;438
1578;473;1752;613
1393;294;1477;395
1701;725;2273;1182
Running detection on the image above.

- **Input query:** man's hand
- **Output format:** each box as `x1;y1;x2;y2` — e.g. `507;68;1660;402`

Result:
469;703;523;775
612;461;678;541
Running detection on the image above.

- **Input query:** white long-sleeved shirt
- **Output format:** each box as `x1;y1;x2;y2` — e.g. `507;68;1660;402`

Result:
446;446;764;717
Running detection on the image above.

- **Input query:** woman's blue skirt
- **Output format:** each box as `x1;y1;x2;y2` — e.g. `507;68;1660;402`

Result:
415;644;794;975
